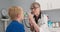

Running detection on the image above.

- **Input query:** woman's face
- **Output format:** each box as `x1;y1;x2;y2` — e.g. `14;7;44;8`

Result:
31;4;41;15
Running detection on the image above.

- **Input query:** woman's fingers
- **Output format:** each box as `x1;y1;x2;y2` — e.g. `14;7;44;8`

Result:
28;13;36;25
28;13;33;24
28;13;33;19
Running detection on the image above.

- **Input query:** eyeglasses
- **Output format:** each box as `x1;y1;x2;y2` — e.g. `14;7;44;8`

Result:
30;7;39;10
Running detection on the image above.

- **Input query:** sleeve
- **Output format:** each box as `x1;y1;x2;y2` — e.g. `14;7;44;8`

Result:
39;15;50;32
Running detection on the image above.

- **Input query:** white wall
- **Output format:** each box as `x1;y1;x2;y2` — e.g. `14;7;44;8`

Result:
0;0;11;9
8;0;35;12
52;0;60;9
35;0;48;10
0;0;11;18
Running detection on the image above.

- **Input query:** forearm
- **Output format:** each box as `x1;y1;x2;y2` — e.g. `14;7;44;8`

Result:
28;13;40;32
33;22;40;32
30;22;39;32
31;18;39;32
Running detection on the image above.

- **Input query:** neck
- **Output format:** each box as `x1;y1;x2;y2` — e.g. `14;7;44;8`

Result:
13;18;22;22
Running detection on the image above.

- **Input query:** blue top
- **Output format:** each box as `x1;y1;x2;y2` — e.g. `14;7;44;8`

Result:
6;20;25;32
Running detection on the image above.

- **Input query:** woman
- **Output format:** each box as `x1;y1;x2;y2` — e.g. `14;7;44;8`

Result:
28;2;50;32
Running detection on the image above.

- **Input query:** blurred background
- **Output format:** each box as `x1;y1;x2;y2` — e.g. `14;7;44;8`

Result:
0;0;60;32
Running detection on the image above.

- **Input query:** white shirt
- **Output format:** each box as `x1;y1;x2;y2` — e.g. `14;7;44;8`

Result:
38;14;50;32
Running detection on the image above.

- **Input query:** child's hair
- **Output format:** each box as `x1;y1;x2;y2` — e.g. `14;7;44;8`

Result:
8;6;23;19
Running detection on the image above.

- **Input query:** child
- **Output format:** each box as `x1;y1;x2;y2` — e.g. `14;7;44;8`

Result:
6;6;25;32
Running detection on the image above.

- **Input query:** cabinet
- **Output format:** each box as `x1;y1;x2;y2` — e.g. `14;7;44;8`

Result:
35;0;60;10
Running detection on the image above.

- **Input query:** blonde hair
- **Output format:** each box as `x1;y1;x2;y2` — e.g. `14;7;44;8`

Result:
8;6;23;19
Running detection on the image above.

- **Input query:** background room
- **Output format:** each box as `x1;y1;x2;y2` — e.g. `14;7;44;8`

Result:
0;0;60;32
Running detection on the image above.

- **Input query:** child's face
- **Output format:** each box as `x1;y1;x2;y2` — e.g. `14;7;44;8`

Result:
18;11;24;21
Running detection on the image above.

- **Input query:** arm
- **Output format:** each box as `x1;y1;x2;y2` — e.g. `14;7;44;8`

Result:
28;13;40;32
29;23;34;31
29;17;39;32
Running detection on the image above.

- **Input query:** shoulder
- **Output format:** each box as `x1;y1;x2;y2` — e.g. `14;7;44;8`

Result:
41;14;47;17
41;14;48;22
6;20;25;32
41;14;48;19
12;21;24;28
7;20;24;28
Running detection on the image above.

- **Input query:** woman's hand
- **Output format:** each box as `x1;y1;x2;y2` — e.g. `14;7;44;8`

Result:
28;13;36;25
28;13;40;32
